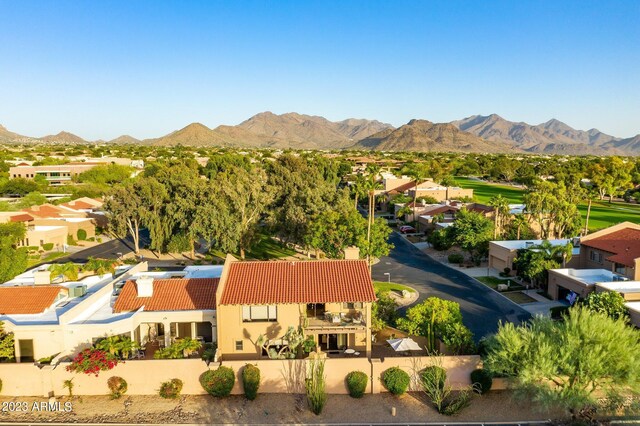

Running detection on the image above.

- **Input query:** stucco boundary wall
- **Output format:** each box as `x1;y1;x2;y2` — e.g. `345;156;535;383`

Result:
0;355;501;397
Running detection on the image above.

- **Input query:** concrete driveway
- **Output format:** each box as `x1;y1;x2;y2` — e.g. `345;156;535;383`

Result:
372;233;532;340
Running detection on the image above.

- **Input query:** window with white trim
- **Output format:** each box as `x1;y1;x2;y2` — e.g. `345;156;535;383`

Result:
342;302;363;309
242;305;277;322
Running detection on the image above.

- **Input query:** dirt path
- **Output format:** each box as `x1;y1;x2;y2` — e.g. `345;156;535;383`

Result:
0;392;568;424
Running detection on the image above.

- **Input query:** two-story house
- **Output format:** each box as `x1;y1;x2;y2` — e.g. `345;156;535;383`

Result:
578;222;640;280
215;253;376;360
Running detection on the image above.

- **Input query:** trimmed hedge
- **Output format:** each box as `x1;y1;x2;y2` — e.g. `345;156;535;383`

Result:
0;378;2;393
382;367;410;395
448;253;464;264
107;376;128;399
42;243;54;251
77;229;87;241
470;369;492;394
159;378;183;399
242;364;260;400
200;366;235;397
346;371;368;398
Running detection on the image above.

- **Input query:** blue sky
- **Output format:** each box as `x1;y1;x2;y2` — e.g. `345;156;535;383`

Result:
0;0;638;140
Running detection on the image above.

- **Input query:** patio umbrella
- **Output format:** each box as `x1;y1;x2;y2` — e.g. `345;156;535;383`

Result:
386;337;422;351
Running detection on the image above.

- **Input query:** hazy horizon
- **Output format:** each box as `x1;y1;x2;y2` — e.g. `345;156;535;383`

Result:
1;0;639;140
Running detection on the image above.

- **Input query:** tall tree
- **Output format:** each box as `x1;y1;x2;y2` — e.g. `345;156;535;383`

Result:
201;166;275;259
0;222;27;283
488;194;510;239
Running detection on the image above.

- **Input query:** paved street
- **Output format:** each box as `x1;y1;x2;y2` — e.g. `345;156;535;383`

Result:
372;232;532;339
48;230;151;263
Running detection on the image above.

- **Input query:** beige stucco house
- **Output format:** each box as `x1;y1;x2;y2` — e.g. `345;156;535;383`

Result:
215;253;376;360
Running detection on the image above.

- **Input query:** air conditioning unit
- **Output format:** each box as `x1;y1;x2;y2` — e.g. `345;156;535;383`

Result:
69;285;87;298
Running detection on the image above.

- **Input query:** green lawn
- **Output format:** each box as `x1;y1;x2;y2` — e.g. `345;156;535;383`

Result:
503;291;537;304
373;281;416;294
453;177;525;204
475;276;524;291
453;177;640;231
26;251;67;268
209;233;297;261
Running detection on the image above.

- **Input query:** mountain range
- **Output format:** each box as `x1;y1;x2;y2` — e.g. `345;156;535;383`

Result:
1;113;639;155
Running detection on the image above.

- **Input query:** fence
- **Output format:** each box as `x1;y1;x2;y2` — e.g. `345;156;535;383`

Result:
0;355;491;397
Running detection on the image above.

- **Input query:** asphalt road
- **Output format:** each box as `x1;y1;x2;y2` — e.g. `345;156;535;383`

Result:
372;232;532;340
48;230;151;263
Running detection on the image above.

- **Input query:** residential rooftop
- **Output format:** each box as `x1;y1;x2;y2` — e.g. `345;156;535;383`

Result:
491;239;580;256
595;281;640;294
220;259;375;305
580;227;640;267
551;268;626;286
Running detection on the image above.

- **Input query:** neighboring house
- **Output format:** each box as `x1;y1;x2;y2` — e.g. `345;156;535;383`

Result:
215;250;375;360
0;212;67;249
577;222;640;281
8;163;104;185
488;239;580;274
547;268;625;301
0;263;222;362
20;202;100;241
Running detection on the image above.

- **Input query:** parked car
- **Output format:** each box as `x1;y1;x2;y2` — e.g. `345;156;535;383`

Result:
399;225;416;234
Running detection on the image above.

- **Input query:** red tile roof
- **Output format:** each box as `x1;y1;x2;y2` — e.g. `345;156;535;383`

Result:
0;286;66;315
21;204;67;218
9;213;35;222
113;278;219;313
581;228;640;267
60;200;94;210
220;259;375;305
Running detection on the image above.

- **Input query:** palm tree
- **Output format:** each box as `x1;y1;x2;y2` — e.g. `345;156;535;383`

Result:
96;336;122;357
489;195;510;239
363;165;382;273
351;174;368;210
511;214;529;240
83;257;118;275
49;262;79;282
403;163;430;232
176;337;202;358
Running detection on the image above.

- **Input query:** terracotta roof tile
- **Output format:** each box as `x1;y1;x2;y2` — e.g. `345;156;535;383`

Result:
0;286;66;315
9;214;35;222
61;200;94;210
21;204;67;218
581;228;640;267
220;259;375;305
113;278;219;313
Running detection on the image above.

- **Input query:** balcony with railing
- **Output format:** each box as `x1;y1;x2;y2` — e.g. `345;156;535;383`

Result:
302;311;367;332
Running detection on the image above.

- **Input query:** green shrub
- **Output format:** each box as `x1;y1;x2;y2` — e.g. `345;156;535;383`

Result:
167;233;191;253
26;246;39;252
42;243;54;251
242;364;260;400
200;366;235;397
201;342;217;363
0;378;3;393
448;253;464;264
382;367;410;395
67;235;77;246
346;371;368;398
470;369;492;394
97;237;102;243
443;389;472;415
77;229;87;241
159;378;183;399
107;376;128;399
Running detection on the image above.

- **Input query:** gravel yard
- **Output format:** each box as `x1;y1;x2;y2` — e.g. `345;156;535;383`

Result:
0;392;569;424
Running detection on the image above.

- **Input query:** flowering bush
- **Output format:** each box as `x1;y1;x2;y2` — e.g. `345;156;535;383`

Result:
66;348;119;376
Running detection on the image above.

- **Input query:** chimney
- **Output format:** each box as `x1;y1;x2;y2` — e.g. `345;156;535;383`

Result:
136;276;154;297
344;246;360;260
33;270;51;285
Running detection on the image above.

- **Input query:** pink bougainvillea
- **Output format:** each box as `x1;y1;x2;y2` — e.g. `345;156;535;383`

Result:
66;348;120;376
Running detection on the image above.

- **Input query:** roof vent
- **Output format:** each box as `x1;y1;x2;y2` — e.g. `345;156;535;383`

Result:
136;276;154;298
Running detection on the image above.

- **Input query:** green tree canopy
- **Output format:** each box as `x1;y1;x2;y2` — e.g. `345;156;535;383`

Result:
582;291;628;321
483;306;640;415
